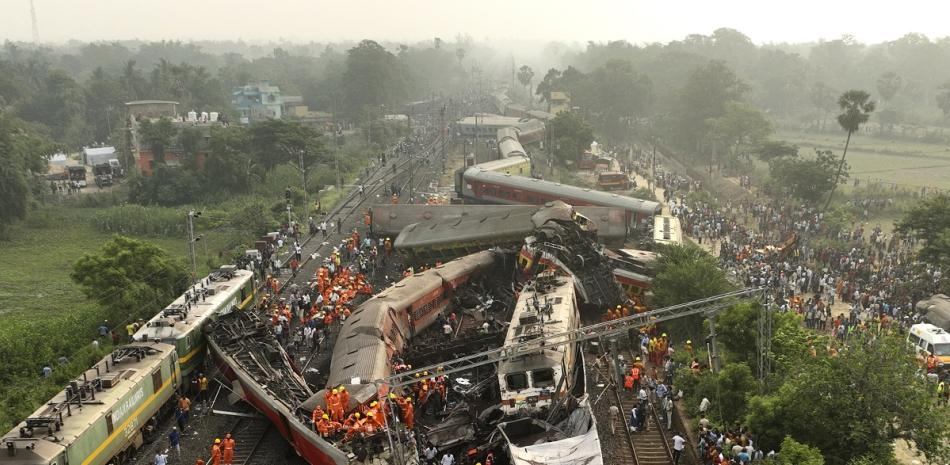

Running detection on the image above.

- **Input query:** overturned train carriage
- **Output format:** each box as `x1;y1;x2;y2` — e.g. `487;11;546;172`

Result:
393;201;618;264
457;168;660;229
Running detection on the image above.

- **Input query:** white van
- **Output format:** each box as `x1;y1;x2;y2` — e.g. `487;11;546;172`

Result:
907;323;950;368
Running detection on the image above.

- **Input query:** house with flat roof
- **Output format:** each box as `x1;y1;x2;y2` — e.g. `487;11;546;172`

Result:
233;82;282;123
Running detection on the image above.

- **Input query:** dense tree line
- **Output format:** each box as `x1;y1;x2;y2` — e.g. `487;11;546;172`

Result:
0;38;474;151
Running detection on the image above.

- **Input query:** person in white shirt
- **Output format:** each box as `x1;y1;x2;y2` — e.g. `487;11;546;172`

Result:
698;397;711;415
671;433;686;464
154;451;169;465
440;453;455;465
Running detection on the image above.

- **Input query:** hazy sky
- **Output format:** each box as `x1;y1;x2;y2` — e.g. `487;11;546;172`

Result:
2;0;947;45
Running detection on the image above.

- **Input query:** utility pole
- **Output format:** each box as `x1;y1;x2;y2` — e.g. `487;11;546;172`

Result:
30;0;40;47
440;105;446;173
707;313;721;374
408;150;414;204
298;149;308;220
652;143;657;191
472;113;479;165
186;210;202;285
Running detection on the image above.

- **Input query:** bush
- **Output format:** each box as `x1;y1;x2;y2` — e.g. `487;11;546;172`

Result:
91;205;188;237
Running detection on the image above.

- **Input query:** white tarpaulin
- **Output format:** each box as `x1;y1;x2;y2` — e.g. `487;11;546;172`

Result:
505;396;603;465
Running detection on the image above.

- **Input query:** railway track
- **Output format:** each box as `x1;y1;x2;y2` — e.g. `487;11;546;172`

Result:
271;130;447;294
613;345;675;465
228;416;270;465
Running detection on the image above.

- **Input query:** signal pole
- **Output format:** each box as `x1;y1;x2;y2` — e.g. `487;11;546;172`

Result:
186;210;202;284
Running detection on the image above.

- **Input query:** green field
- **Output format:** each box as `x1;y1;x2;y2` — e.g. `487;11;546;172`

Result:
777;129;950;190
0;205;242;427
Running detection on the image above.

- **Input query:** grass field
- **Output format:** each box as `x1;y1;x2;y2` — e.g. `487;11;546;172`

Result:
0;206;235;318
777;129;950;190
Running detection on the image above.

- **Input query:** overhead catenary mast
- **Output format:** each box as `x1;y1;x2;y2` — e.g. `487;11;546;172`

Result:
30;0;40;47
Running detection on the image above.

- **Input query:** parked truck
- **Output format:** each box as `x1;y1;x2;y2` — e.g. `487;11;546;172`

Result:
66;166;87;188
92;164;114;187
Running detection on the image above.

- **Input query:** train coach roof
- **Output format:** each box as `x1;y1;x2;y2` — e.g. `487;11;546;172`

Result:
395;208;538;249
477;155;528;173
920;294;950;330
464;168;661;215
496;127;520;142
3;343;176;461
134;268;253;343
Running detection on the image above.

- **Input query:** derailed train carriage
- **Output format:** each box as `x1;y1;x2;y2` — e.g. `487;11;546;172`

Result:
0;268;255;465
2;343;181;465
133;267;256;378
457;169;661;230
209;251;508;465
393;201;612;264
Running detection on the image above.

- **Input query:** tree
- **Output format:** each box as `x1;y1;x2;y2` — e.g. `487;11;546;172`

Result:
127;166;200;206
705;101;772;167
584;60;654;141
0;114;57;233
896;195;950;270
517;65;535;104
456;48;466;66
177;126;203;170
547;111;593;166
675;61;748;154
138;117;176;165
650;244;732;336
247;119;327;175
204;125;258;193
876;71;902;105
342;40;408;120
535;68;561;103
773;436;825;465
745;334;950;465
824;90;875;210
809;82;837;131
71;236;189;318
754;140;799;161
936;80;950;117
769;149;844;204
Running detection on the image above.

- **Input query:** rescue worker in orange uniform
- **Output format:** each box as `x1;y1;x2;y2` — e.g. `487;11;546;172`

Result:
338;386;350;414
395;395;414;429
316;414;341;438
210;439;222;465
328;388;344;422
311;405;326;429
222;433;235;465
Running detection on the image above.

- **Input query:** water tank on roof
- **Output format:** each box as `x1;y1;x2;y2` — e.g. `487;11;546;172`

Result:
200;112;209;122
209;112;219;122
187;111;197;122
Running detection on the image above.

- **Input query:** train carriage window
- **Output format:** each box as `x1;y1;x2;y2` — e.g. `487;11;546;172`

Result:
152;370;163;394
532;369;555;388
505;373;528;391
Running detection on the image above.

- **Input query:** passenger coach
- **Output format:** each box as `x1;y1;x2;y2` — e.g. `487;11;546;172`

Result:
458;168;660;228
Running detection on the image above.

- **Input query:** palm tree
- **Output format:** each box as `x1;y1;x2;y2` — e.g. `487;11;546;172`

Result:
824;90;875;210
517;65;534;104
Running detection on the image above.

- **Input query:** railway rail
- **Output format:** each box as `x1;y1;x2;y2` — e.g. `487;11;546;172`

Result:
228;416;270;465
272;129;447;295
609;342;675;465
